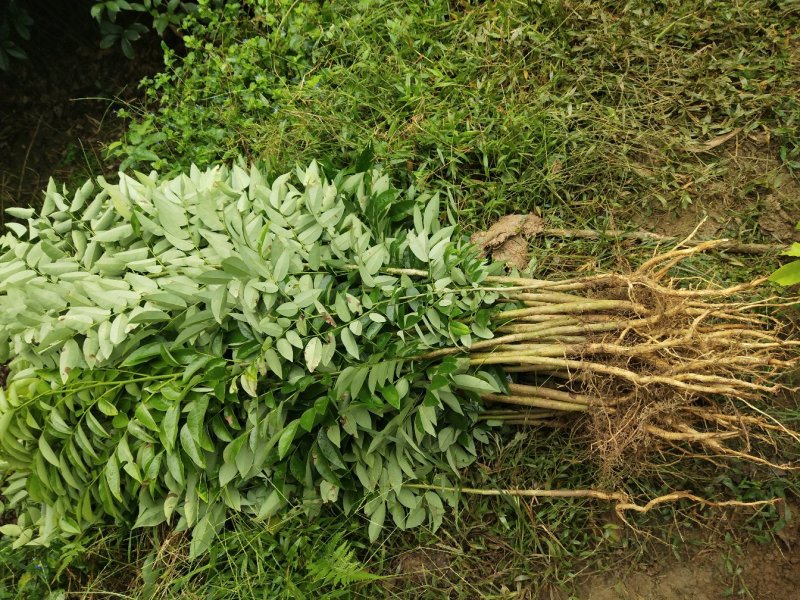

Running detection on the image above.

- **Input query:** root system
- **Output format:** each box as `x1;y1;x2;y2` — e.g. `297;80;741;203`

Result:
443;244;800;473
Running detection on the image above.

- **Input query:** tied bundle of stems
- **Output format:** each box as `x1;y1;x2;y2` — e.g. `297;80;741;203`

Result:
1;163;797;551
421;241;799;470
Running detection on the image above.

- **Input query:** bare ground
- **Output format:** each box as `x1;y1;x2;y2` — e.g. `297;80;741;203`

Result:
636;133;800;244
580;535;800;600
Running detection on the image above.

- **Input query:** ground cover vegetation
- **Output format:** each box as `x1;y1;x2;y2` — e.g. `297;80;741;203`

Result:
2;0;800;598
0;0;215;69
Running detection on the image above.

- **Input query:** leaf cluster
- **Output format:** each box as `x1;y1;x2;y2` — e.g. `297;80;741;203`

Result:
0;0;216;69
0;161;505;555
93;0;224;58
0;0;32;70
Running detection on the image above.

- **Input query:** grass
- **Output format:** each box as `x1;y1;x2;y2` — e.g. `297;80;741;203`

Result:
114;0;799;232
2;0;800;598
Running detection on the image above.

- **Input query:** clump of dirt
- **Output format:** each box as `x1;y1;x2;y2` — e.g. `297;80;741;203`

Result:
759;191;800;243
382;546;453;591
470;213;544;270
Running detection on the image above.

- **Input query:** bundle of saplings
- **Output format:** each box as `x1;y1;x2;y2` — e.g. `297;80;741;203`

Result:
0;162;795;556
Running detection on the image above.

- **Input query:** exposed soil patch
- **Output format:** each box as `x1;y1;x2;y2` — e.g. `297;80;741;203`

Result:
759;189;800;243
381;545;454;593
578;502;800;600
0;2;163;220
637;134;800;243
580;543;800;600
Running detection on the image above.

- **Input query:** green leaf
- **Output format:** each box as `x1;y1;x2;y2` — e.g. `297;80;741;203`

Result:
164;494;179;520
294;289;321;308
240;369;258;398
368;501;386;542
190;513;217;559
161;403;180;451
183;355;214;383
135;403;159;432
316;430;346;470
219;462;238;487
769;260;800;286
326;423;341;448
387;457;403;494
110;313;130;345
425;491;445;531
300;407;317;432
59;516;82;535
257;490;285;520
362;245;385;275
97;397;118;416
180;424;206;468
122;342;163;366
38;436;60;467
349;366;369;399
285;329;303;349
264;347;283;378
304;338;323;372
320;480;339;503
273;252;290;281
417;405;437;436
235;445;254;478
223;434;247;467
278;420;299;460
221;256;251;278
105;455;122;501
59;339;82;383
0;524;22;537
134;500;166;529
340;327;359;359
408;231;428;263
187;397;209;445
349;319;363;335
449;321;471;337
782;243;800;257
334;293;351;321
85;410;110;439
381;384;400;410
6;207;35;219
423;194;440;232
166;452;184;487
451;373;498;394
276;302;298;317
210;284;228;323
277;338;294;361
153;192;188;232
197;269;233;284
405;506;426;529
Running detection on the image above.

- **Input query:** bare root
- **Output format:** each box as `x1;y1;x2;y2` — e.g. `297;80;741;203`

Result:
463;248;799;473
